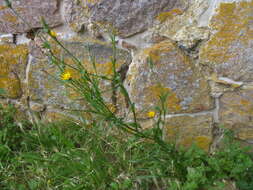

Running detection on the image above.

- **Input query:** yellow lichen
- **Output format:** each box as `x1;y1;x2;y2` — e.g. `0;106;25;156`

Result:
156;9;183;22
240;99;253;115
0;44;28;70
85;0;100;3
143;41;174;62
145;85;181;112
0;44;28;98
177;136;211;151
0;75;22;98
81;58;122;77
44;111;74;123
0;5;7;10
195;136;212;151
2;12;18;23
200;1;253;63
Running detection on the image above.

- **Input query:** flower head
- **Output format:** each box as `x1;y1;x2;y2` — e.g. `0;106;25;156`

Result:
49;30;57;38
147;111;155;118
61;71;72;80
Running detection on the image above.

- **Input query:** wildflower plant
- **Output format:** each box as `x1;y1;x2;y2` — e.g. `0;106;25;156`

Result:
4;0;169;146
34;17;172;151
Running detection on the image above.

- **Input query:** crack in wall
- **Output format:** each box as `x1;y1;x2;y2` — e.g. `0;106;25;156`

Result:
213;97;220;123
164;110;213;119
24;54;33;84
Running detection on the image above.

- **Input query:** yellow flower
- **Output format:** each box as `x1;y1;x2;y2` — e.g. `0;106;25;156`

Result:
49;30;57;38
147;111;155;118
61;71;72;80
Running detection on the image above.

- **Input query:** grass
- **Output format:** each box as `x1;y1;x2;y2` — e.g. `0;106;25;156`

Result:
1;104;253;190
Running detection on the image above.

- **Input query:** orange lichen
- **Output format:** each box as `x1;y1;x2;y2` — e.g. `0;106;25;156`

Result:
0;75;22;98
240;99;250;106
240;99;253;115
2;12;18;23
80;58;122;77
166;125;179;141
145;85;181;112
166;125;212;151
0;44;28;71
143;41;174;62
179;136;211;151
44;111;74;123
200;1;253;64
156;9;183;22
0;44;28;98
0;5;7;10
85;0;100;3
195;136;212;151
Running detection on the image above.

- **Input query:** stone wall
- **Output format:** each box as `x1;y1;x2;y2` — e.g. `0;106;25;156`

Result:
0;0;252;151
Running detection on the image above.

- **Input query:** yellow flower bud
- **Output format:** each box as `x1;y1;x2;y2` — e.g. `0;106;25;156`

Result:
61;71;72;80
49;30;57;38
147;111;155;118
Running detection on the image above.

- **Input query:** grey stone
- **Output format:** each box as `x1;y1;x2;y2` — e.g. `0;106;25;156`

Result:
90;0;187;38
199;1;253;82
219;89;253;141
125;40;213;115
62;0;91;32
0;0;62;34
28;37;131;110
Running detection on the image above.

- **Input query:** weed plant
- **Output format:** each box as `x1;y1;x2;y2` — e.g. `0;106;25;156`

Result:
1;1;253;189
1;105;253;190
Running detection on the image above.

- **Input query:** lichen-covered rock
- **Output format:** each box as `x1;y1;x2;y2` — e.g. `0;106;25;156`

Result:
42;110;76;123
0;0;61;34
28;37;131;111
165;114;213;151
63;0;99;32
200;1;253;81
157;0;210;48
219;89;253;141
90;0;188;38
0;44;28;98
29;101;45;112
126;40;213;115
173;26;210;49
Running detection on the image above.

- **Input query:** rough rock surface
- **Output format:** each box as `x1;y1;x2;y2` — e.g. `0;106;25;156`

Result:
220;89;253;141
63;0;98;32
165;114;213;151
0;44;28;98
157;0;210;48
126;40;213;114
28;38;131;112
200;1;253;81
90;0;188;38
0;0;62;34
